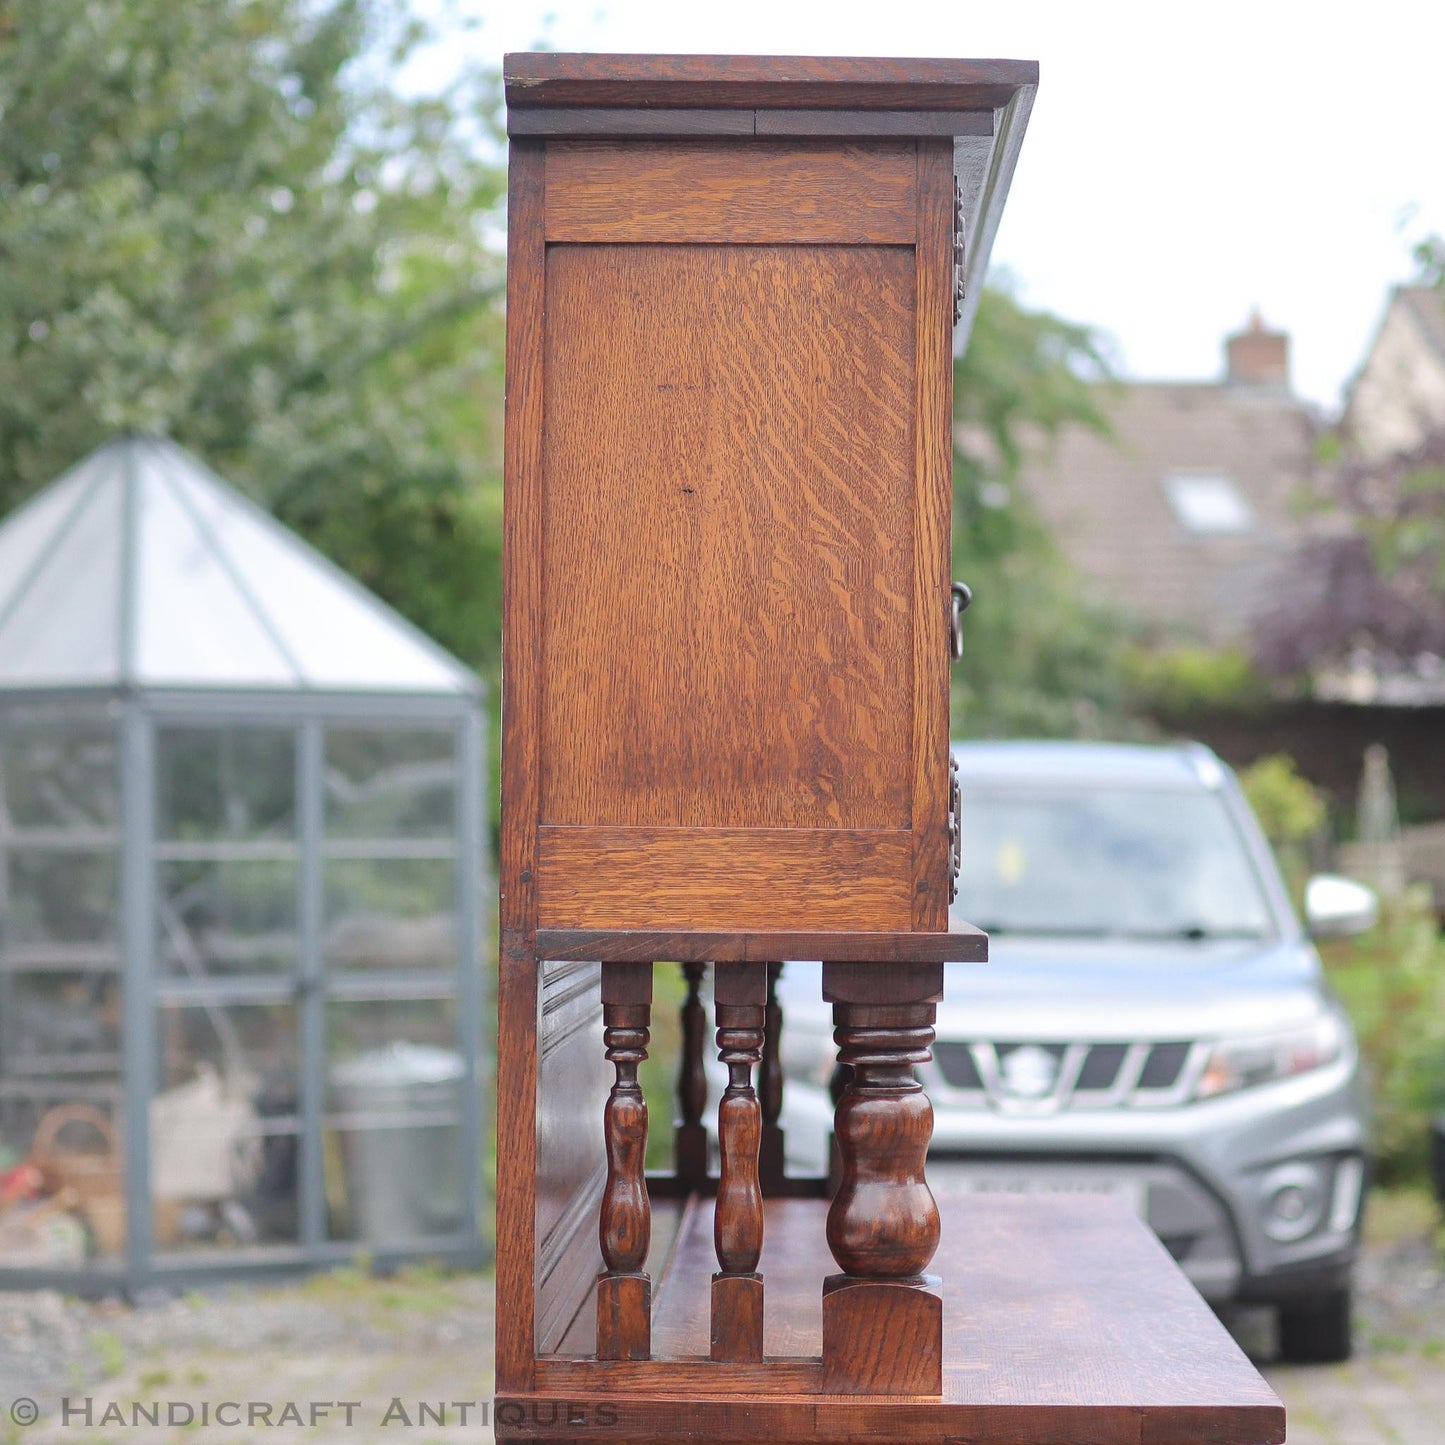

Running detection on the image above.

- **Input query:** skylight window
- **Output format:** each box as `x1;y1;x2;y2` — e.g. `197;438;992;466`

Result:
1163;473;1254;536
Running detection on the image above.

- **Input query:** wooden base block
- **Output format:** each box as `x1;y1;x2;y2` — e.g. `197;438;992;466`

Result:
822;1273;942;1394
596;1272;650;1360
711;1271;764;1362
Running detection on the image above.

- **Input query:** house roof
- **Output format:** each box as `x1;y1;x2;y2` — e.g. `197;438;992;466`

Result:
1400;284;1445;365
0;437;479;696
1013;379;1318;642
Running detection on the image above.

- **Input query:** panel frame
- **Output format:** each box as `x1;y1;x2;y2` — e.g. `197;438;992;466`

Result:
512;136;957;936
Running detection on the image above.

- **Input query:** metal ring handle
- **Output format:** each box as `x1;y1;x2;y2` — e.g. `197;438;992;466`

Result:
949;581;973;661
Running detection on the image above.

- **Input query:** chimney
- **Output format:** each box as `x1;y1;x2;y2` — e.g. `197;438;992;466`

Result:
1225;309;1290;389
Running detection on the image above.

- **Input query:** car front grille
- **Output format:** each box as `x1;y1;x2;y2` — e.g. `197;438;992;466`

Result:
930;1039;1199;1111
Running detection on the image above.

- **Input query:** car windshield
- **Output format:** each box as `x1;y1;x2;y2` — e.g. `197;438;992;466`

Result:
951;785;1274;940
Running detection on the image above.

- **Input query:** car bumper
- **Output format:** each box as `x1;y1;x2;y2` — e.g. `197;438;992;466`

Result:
780;1056;1369;1305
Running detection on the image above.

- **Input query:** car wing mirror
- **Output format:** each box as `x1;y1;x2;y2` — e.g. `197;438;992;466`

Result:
1304;874;1379;940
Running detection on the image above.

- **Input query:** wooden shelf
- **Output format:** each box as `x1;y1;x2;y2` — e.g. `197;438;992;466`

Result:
504;1192;1283;1444
534;926;988;964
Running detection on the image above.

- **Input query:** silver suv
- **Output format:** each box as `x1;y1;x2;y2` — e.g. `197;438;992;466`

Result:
776;740;1375;1363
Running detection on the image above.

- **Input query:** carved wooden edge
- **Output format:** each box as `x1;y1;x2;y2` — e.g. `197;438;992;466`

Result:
503;52;1040;112
535;927;987;964
509;107;995;138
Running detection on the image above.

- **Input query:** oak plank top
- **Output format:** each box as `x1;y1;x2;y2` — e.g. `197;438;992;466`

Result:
504;53;1038;112
517;1193;1283;1443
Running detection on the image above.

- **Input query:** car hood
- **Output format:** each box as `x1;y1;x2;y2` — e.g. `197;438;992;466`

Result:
932;935;1329;1041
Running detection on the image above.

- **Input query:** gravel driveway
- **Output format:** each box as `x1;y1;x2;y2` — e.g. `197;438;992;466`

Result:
1;1192;1441;1445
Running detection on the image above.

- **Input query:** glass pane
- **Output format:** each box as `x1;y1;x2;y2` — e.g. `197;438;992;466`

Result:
158;859;297;977
0;708;117;833
0;465;123;686
325;998;462;1242
324;727;455;840
134;462;296;687
154;1001;300;1250
323;858;455;972
3;849;118;949
156;726;296;842
0;973;122;1073
0;1095;126;1266
178;474;471;693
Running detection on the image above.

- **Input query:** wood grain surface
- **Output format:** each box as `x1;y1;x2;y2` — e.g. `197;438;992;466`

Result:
910;139;956;930
511;1194;1284;1441
546;141;916;243
504;53;1040;112
535;827;914;931
539;238;914;832
822;1276;942;1394
499;141;545;942
494;927;540;1388
533;959;608;1355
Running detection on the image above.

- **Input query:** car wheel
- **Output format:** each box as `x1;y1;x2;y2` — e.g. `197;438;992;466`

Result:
1276;1286;1353;1364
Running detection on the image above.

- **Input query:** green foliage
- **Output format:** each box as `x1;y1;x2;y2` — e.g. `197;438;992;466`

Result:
0;0;507;674
1323;887;1445;1185
1238;754;1327;846
950;283;1140;739
1124;645;1271;714
1237;752;1326;899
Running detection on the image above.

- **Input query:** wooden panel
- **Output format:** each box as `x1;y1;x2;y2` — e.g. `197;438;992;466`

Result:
535;960;610;1354
910;140;956;929
535;927;988;964
505;52;1039;112
536;827;913;932
506;1195;1285;1440
544;142;916;243
539;241;915;833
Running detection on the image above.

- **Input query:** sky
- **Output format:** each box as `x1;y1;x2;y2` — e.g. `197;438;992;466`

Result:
420;0;1445;411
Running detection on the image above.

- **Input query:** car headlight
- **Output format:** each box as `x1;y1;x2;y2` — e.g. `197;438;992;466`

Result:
1195;1012;1347;1100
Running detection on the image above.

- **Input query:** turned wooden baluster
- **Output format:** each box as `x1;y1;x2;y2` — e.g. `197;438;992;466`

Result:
597;960;652;1360
820;960;944;1395
758;962;787;1189
674;961;709;1185
711;960;767;1362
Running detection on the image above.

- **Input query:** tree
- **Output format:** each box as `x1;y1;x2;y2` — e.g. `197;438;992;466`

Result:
0;0;507;672
949;282;1136;737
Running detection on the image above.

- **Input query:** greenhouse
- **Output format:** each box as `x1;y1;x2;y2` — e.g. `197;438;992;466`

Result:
0;437;488;1289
